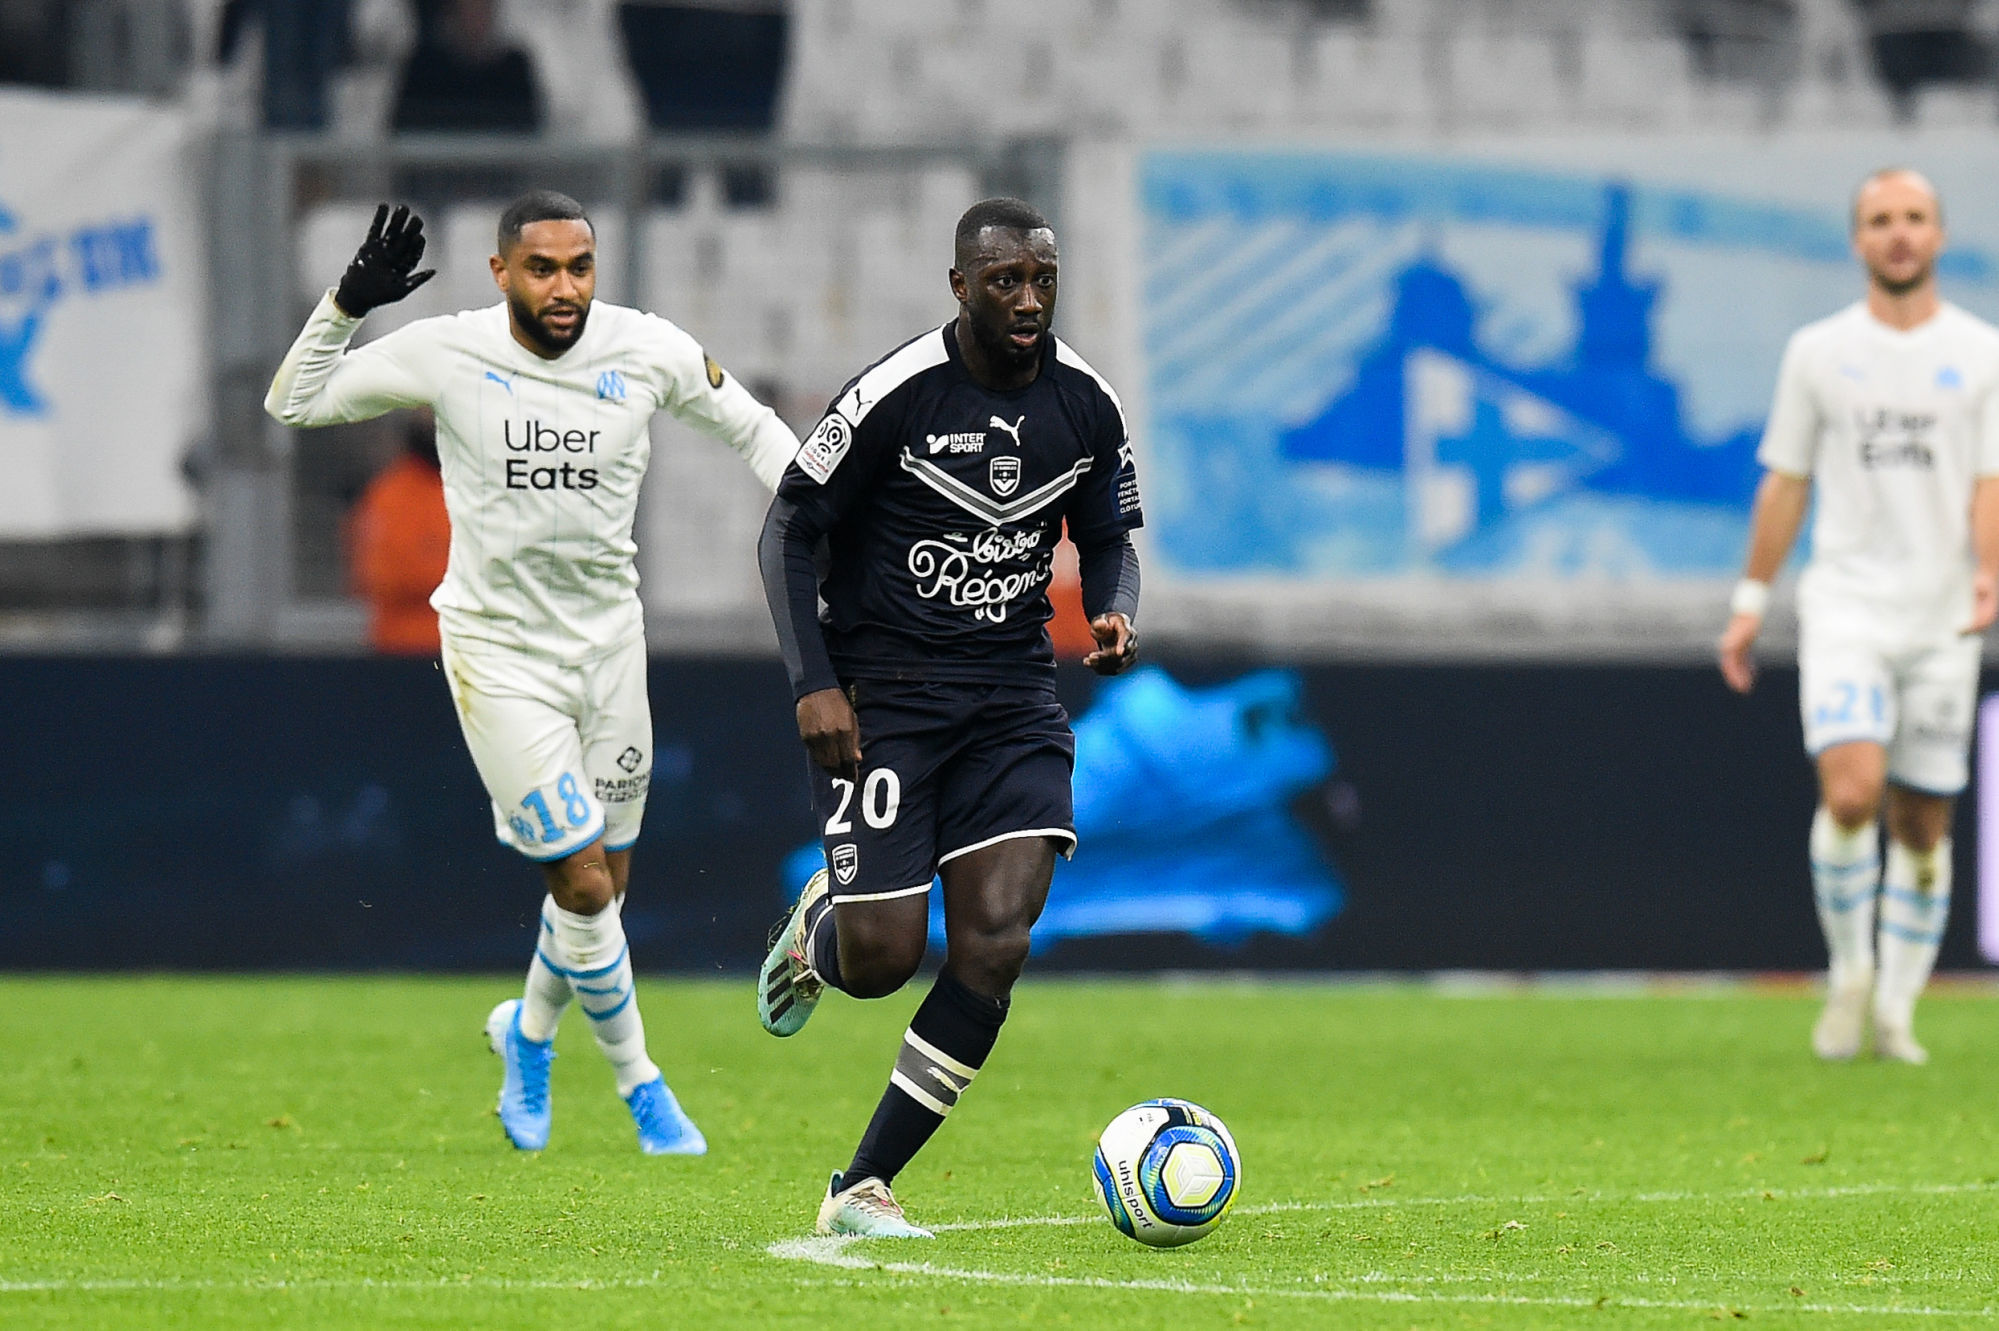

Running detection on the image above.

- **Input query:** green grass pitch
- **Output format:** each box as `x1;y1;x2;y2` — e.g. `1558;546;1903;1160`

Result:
4;975;1997;1328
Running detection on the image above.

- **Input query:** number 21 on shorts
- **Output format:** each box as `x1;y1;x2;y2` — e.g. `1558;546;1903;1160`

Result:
826;768;901;833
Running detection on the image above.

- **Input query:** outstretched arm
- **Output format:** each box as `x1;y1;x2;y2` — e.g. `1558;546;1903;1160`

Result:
1717;469;1809;693
265;204;437;427
264;295;433;426
659;343;799;492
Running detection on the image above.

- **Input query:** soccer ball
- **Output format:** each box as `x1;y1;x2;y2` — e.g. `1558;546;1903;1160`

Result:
1091;1098;1240;1247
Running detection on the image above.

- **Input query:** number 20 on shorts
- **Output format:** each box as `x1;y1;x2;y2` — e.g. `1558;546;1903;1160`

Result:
826;768;902;833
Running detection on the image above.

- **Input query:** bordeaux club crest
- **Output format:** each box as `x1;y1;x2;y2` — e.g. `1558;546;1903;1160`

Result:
988;455;1020;496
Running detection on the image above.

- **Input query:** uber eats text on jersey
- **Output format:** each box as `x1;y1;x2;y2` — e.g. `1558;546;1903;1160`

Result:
504;417;602;489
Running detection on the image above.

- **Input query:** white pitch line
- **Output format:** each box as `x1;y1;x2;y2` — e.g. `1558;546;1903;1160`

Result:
767;1241;1990;1320
925;1177;1999;1231
764;1181;1999;1320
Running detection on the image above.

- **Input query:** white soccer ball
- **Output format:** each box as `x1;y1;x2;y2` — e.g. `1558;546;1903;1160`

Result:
1092;1098;1240;1247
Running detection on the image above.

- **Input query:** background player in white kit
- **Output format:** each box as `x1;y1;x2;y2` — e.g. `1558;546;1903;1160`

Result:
266;195;798;1149
1719;169;1999;1064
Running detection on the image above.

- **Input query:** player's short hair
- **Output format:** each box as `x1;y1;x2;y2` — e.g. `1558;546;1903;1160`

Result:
954;197;1052;267
497;190;593;255
1851;167;1943;232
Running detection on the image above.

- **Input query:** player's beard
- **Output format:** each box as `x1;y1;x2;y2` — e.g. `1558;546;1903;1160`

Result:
509;290;590;355
967;311;1045;373
1869;258;1933;298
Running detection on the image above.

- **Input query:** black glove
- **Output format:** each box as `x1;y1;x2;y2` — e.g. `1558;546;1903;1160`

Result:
333;203;436;318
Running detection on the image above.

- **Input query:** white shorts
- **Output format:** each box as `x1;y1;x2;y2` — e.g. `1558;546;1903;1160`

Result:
1797;612;1981;796
439;632;653;862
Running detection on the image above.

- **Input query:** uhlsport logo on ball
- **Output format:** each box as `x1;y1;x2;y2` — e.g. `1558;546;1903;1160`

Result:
1092;1098;1239;1247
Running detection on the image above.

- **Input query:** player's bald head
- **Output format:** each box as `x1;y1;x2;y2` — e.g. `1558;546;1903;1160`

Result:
1852;168;1942;232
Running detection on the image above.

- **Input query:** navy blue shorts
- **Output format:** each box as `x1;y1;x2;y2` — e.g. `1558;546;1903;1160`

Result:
810;679;1076;902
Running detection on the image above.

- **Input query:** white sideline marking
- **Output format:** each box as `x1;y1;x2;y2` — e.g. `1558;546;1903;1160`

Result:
764;1185;1999;1320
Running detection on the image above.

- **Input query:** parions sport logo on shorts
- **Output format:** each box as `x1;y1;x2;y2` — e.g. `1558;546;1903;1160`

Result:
906;526;1053;623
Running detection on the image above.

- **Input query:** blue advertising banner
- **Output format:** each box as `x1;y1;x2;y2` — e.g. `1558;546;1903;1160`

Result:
0;655;1983;973
1088;136;1999;653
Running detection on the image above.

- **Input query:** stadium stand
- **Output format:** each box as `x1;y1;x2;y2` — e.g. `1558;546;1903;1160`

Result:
6;0;1999;643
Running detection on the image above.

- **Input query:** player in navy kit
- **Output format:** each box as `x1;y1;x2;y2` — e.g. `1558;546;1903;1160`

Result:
756;198;1143;1237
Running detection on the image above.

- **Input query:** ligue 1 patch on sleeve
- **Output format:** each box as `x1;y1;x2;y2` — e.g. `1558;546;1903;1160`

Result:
703;352;726;389
797;412;854;484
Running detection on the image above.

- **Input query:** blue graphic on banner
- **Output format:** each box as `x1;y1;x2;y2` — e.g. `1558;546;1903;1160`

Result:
0;193;163;417
1140;150;1998;577
781;667;1345;951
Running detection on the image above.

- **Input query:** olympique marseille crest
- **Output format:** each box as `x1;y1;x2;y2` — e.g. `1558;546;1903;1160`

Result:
989;455;1020;496
831;843;858;885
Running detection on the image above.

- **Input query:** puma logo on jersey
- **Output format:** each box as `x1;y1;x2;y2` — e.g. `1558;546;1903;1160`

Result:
484;370;514;394
988;414;1025;448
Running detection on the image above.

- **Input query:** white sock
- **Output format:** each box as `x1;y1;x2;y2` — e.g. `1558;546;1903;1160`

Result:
1810;806;1879;991
547;896;660;1098
519;896;572;1044
1875;838;1951;1030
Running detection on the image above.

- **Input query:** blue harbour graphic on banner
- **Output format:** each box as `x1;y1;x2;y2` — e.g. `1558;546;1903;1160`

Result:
1140;150;1999;578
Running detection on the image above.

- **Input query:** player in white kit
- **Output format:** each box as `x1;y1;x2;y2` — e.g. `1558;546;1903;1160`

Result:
266;195;798;1149
1719;169;1999;1064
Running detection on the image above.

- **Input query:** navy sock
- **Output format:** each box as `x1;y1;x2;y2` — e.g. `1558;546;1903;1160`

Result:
803;891;845;993
845;967;1008;1186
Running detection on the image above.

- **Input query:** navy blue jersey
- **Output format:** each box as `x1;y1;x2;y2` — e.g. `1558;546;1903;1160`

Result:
764;321;1142;695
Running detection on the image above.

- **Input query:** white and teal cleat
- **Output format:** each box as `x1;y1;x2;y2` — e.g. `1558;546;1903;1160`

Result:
484;998;554;1151
626;1076;707;1155
815;1172;934;1239
758;868;830;1037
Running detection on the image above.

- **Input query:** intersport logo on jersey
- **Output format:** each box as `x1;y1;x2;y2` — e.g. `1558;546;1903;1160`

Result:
906;526;1053;623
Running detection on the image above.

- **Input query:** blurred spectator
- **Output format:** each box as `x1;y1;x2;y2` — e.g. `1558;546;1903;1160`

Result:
392;0;541;132
219;0;355;128
0;0;70;87
1047;525;1097;663
1852;0;1990;108
1675;0;1798;84
347;411;449;655
505;0;644;141
617;0;786;130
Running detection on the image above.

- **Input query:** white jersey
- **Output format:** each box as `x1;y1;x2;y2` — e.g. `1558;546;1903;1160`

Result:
1758;300;1999;630
267;292;798;660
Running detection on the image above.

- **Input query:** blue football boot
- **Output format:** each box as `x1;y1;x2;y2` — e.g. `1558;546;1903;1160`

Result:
625;1076;707;1155
484;998;553;1151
